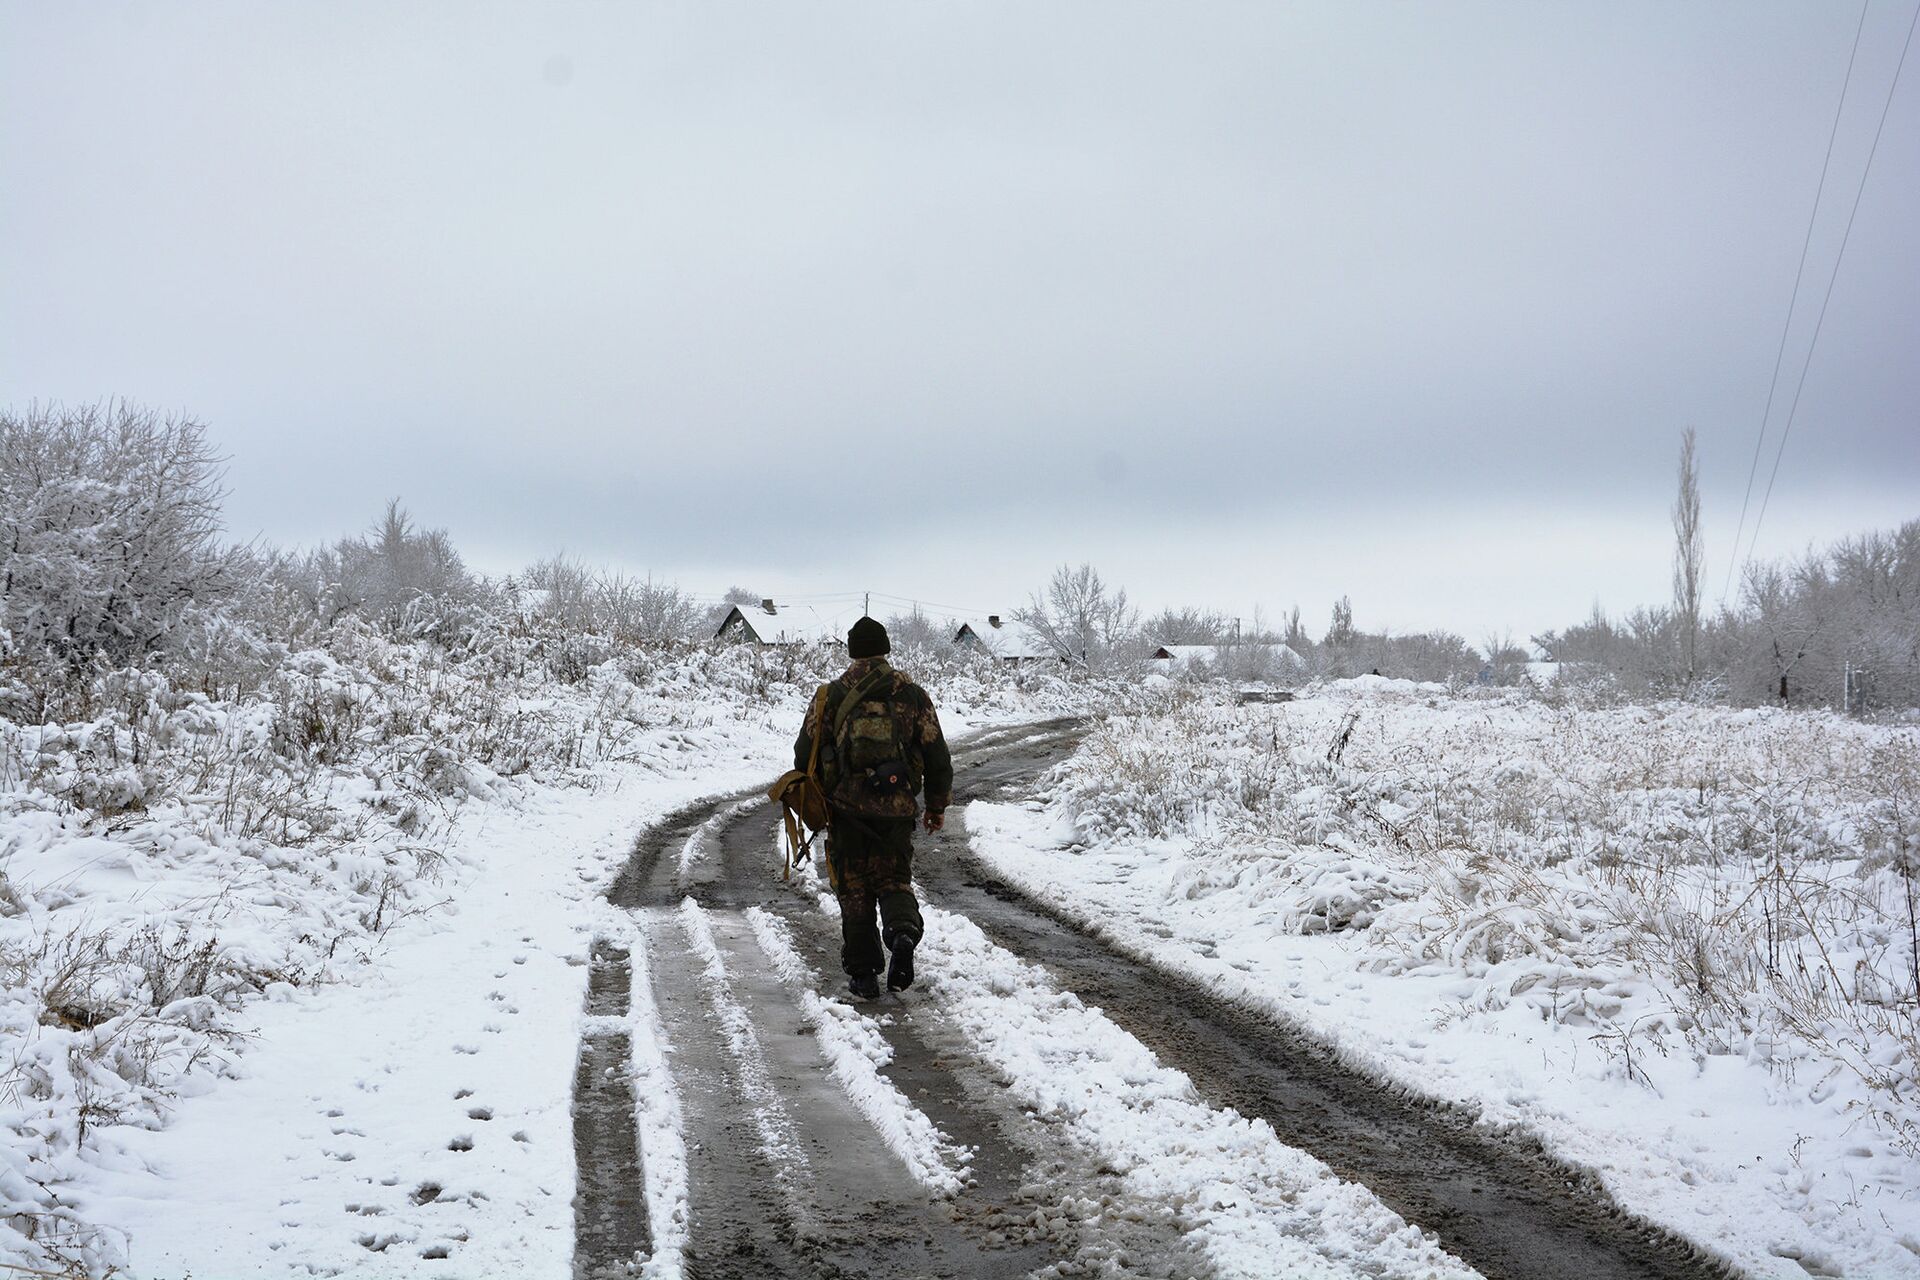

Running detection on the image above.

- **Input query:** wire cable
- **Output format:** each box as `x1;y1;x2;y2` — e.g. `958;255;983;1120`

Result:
1721;0;1872;606
1742;0;1919;578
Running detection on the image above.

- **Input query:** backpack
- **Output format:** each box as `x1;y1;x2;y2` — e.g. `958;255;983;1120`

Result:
829;667;918;799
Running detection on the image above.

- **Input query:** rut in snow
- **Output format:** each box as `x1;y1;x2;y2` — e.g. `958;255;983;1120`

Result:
578;722;1079;1279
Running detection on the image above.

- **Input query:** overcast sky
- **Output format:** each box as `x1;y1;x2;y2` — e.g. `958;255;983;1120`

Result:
4;2;1915;642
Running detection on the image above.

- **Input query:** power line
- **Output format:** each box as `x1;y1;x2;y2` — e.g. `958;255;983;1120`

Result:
1721;0;1872;606
1741;0;1919;577
865;590;1004;618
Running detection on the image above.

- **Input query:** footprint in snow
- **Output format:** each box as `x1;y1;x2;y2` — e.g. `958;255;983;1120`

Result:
453;1088;474;1099
448;1135;474;1152
467;1107;493;1121
452;1044;479;1055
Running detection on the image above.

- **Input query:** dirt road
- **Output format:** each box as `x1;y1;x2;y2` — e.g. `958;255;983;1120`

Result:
574;720;1735;1280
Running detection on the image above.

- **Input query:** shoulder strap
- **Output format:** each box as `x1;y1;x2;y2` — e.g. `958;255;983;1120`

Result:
805;685;831;777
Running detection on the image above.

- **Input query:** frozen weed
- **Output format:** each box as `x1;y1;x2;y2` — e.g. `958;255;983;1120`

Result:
1055;685;1920;1151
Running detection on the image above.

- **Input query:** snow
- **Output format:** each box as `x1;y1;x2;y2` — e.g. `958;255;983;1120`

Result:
80;733;786;1278
903;902;1481;1279
744;906;970;1197
964;684;1920;1279
676;897;819;1229
19;618;1909;1278
0;626;1076;1275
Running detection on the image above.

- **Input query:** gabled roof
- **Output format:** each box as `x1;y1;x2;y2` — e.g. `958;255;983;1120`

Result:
953;617;1056;660
1151;642;1306;673
714;601;850;646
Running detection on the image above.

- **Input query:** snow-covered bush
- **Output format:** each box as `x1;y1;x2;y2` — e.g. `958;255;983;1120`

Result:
1050;681;1920;1150
255;500;488;644
1;403;241;681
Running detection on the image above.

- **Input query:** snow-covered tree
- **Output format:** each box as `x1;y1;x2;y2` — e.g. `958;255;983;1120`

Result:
1;401;239;668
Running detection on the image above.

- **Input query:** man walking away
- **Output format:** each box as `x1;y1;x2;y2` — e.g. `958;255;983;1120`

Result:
793;617;952;999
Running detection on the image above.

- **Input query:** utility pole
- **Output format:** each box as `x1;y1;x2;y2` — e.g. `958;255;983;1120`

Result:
864;591;870;617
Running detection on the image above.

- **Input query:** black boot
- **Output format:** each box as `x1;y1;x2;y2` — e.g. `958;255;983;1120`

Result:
886;934;917;992
847;971;881;1000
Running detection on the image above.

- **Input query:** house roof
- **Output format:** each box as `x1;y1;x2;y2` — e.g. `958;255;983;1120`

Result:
953;618;1056;660
715;601;852;646
1151;642;1306;672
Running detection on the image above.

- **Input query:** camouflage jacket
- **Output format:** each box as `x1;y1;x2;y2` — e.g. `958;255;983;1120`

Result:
794;658;953;819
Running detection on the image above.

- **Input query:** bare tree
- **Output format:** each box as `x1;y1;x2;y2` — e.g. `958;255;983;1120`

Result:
1016;563;1139;669
1481;628;1526;684
1282;604;1310;654
1672;427;1704;689
1324;596;1355;648
524;554;597;629
1141;606;1227;646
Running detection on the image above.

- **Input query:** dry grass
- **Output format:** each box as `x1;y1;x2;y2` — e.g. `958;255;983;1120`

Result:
1059;689;1920;1150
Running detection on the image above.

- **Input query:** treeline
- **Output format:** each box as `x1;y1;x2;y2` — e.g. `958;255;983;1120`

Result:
1001;531;1919;710
1003;563;1484;683
5;402;1913;714
1533;521;1920;710
0;403;727;719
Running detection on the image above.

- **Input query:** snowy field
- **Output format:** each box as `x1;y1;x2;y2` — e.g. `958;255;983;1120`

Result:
966;677;1920;1279
0;630;1071;1276
9;641;1918;1278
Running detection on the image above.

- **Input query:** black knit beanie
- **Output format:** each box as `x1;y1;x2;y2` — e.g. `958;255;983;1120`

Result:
847;616;890;659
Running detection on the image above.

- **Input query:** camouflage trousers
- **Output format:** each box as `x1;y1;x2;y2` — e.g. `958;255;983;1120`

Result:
826;814;922;978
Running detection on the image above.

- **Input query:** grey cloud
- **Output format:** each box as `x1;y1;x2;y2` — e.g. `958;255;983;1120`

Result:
4;1;1914;638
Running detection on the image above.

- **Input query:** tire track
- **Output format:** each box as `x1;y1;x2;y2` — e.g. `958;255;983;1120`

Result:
580;721;1080;1278
573;941;650;1280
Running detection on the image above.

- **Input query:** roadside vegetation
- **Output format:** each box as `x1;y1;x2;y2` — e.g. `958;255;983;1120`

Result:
1056;686;1920;1158
0;401;1084;1274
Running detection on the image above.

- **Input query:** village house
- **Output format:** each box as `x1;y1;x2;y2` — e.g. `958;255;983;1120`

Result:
953;615;1055;661
713;599;848;647
1149;642;1306;681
